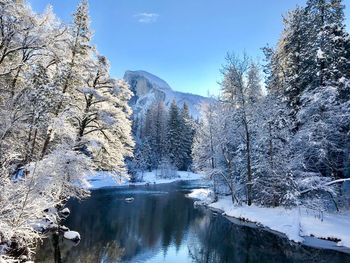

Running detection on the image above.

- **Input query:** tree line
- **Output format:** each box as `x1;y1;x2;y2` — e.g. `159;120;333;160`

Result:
192;0;350;210
0;0;133;261
130;100;195;178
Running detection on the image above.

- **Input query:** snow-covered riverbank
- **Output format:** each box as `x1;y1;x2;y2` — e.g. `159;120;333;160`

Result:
187;189;350;253
86;171;204;189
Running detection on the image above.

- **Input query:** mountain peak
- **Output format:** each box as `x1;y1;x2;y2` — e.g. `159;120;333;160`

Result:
124;70;172;92
124;70;213;119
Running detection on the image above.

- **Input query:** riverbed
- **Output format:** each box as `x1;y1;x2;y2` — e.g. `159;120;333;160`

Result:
35;181;350;262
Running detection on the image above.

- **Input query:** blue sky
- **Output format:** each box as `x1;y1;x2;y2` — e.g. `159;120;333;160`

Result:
29;0;350;96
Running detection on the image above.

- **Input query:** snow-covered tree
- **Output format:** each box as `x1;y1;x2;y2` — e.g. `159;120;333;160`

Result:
220;53;263;206
166;100;183;169
253;94;297;207
73;55;134;175
40;0;93;157
179;103;194;171
0;1;134;261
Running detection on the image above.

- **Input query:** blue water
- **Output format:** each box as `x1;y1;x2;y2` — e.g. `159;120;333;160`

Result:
36;181;350;263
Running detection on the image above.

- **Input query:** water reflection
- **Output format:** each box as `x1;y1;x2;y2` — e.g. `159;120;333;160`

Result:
36;182;350;263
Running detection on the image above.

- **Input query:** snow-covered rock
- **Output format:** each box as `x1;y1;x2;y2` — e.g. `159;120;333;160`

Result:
124;70;214;119
125;197;134;203
59;208;70;217
59;225;70;232
63;231;81;242
187;188;215;205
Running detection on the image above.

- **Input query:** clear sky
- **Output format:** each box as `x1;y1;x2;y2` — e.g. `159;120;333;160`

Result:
29;0;350;97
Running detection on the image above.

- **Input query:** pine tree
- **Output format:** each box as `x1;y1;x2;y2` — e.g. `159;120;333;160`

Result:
306;0;349;89
179;103;194;171
280;7;310;117
152;101;168;166
167;100;182;169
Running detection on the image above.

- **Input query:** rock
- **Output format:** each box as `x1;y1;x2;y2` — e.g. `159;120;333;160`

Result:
19;255;28;260
63;231;81;243
60;208;70;217
125;197;134;203
124;70;214;119
59;225;70;232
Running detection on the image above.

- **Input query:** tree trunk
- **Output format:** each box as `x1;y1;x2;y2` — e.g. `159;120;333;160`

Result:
244;117;253;206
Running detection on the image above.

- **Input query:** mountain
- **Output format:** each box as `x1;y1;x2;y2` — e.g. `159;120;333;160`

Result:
123;70;214;118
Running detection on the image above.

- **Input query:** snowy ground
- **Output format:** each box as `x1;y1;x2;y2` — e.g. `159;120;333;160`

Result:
187;189;350;251
86;170;204;189
186;188;215;205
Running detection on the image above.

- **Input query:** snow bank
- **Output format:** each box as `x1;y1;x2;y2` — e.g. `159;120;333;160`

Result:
86;170;204;189
209;197;302;242
208;196;350;249
187;188;215;205
85;172;128;189
138;171;203;185
300;210;350;248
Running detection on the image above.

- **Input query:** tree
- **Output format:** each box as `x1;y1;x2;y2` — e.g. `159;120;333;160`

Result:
267;0;350;209
220;53;262;206
253;94;297;207
73;55;134;174
167;100;183;169
40;0;93;157
0;1;134;261
153;101;168;165
179;103;194;171
280;7;310;118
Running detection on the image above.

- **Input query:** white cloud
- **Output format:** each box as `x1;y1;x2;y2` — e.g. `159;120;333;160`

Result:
134;13;159;24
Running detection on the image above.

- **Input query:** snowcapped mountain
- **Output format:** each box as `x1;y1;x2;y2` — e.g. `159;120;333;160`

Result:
124;70;214;118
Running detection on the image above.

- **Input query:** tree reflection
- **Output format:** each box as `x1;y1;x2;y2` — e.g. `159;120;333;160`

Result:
36;183;350;263
187;212;350;263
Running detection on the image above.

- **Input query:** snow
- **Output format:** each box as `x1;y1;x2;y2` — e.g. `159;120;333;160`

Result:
300;210;350;247
205;196;350;249
124;70;214;119
86;170;204;189
63;231;80;241
124;70;172;91
317;48;325;59
209;197;303;243
186;188;215;205
60;208;70;217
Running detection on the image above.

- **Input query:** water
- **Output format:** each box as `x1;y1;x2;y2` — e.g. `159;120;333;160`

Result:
36;181;350;263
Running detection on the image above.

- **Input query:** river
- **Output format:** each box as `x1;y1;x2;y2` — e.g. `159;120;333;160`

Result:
36;180;350;263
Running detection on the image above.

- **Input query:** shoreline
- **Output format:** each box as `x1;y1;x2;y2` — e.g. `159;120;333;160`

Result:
86;170;205;190
207;204;350;255
187;190;350;255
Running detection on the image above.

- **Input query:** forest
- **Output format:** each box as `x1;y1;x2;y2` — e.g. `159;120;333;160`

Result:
191;0;350;210
0;0;134;261
0;0;350;262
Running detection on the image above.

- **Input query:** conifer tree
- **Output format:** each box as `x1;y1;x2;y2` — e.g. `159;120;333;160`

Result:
167;100;182;169
179;103;194;171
